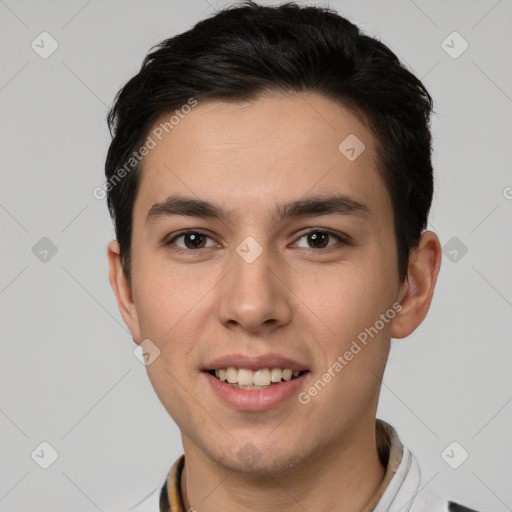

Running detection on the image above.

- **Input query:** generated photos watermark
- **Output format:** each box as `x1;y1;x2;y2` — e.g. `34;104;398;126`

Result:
298;302;402;405
93;97;198;200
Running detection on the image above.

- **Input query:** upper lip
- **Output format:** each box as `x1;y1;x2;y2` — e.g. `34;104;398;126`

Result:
204;353;309;372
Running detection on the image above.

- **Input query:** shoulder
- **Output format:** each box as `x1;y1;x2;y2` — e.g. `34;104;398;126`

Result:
410;484;482;512
386;443;481;512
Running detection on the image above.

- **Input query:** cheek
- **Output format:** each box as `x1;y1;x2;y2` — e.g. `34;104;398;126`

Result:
300;258;396;345
132;253;202;336
132;262;214;374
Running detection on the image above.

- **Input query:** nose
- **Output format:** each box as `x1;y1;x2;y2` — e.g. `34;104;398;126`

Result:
217;242;293;335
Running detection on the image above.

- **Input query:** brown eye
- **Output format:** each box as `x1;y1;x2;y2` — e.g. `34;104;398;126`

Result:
293;229;346;250
180;232;207;249
306;231;329;248
165;230;216;251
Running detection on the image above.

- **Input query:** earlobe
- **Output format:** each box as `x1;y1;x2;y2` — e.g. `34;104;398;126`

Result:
107;240;142;343
391;231;442;339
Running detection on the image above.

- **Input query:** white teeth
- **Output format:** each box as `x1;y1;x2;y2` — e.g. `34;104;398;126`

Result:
212;367;302;386
226;367;238;384
237;368;253;386
254;369;271;386
270;368;283;382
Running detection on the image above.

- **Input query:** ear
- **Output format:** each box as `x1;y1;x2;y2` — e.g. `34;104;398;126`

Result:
391;231;442;339
107;240;142;343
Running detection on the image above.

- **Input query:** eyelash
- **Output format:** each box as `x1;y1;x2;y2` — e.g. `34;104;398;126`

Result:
163;228;350;254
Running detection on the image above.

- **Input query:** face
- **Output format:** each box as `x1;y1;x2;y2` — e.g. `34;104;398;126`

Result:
114;93;406;475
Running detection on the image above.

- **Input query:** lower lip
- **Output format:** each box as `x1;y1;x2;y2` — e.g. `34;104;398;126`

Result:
204;371;308;411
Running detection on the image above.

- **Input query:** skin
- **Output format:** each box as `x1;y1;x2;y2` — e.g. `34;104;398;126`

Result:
108;92;442;511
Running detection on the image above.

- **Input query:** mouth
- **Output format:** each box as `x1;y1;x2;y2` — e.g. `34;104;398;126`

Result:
206;367;309;390
202;354;311;410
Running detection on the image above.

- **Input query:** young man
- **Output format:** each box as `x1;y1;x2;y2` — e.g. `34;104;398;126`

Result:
104;2;479;511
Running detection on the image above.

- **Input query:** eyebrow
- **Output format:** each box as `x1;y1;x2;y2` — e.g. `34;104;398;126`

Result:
145;193;371;226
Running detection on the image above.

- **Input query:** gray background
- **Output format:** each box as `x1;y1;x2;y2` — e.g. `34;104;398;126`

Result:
0;0;511;510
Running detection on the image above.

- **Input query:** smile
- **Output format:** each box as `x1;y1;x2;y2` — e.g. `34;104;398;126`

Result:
208;367;306;389
204;368;310;411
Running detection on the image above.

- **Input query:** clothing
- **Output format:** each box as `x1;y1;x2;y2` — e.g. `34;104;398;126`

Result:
129;419;480;512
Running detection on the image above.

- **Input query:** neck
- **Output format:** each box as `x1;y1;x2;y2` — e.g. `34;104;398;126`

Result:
177;418;386;512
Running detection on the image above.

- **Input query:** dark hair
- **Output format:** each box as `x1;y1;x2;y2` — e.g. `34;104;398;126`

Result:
105;0;435;286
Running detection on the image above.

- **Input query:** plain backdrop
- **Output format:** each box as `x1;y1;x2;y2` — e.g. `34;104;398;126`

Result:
0;0;511;511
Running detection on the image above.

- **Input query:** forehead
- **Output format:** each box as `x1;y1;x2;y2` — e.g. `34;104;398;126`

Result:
135;92;390;227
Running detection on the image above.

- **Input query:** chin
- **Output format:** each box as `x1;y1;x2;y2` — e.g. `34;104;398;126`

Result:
206;440;310;477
